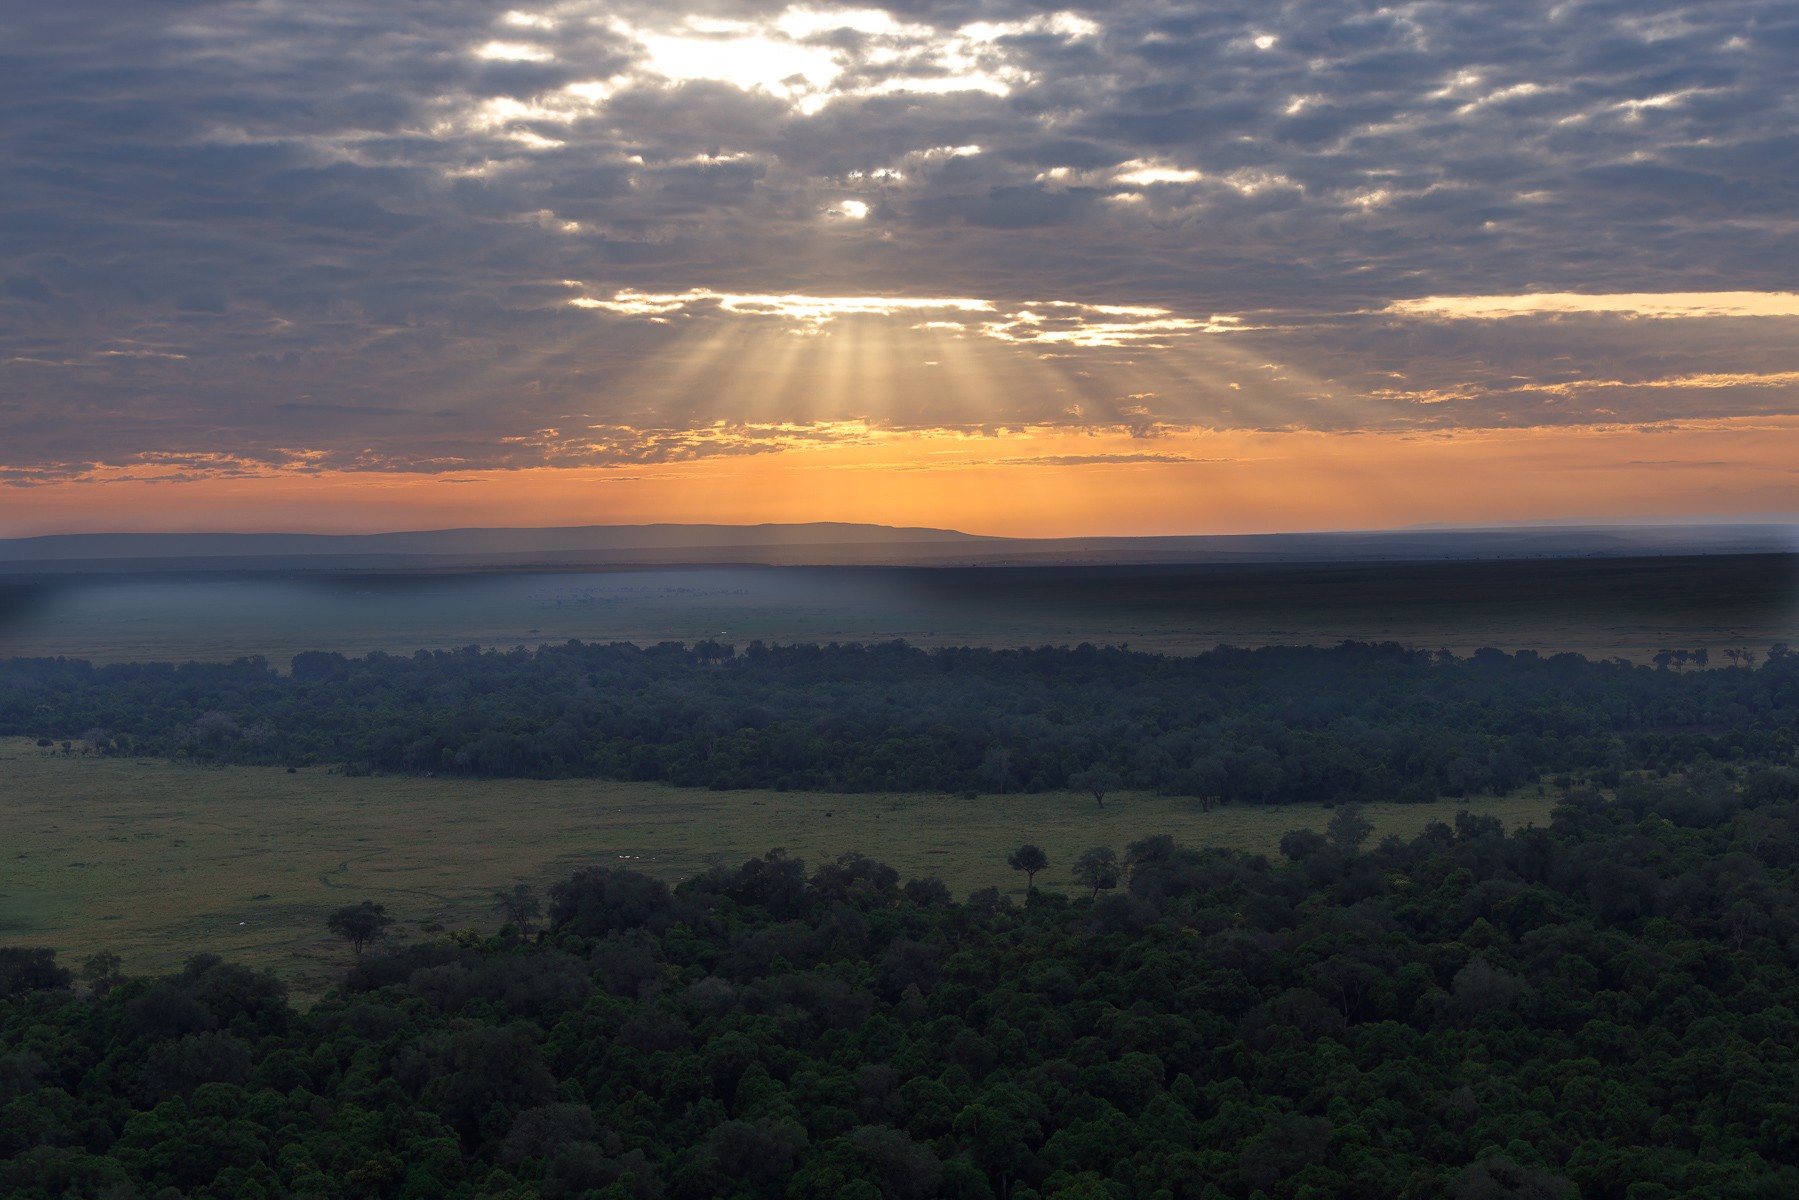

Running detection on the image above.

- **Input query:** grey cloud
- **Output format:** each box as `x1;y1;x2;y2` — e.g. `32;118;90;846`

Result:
2;277;53;303
911;183;1103;229
1;0;1795;477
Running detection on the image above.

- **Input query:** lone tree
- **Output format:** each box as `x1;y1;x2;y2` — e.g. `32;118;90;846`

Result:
1327;804;1375;851
1072;847;1120;900
493;883;542;938
1006;844;1049;893
1069;766;1122;809
327;900;392;954
80;951;123;998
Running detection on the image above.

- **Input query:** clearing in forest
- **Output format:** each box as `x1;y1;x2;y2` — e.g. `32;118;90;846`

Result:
0;738;1559;996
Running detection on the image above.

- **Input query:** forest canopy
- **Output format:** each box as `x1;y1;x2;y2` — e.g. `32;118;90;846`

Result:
4;769;1798;1199
3;639;1795;803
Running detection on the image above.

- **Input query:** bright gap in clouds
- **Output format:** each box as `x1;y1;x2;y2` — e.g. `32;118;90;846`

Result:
635;28;838;96
479;5;1100;112
566;288;995;322
562;287;1255;347
1113;163;1205;186
477;41;553;62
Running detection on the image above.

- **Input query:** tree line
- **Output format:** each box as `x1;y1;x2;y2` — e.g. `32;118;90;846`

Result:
5;763;1799;1199
3;639;1795;804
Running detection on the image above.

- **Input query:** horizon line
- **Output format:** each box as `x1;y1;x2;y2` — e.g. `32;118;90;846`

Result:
6;512;1799;544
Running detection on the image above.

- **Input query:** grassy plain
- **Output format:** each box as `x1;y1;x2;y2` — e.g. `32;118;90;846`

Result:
1;737;1560;999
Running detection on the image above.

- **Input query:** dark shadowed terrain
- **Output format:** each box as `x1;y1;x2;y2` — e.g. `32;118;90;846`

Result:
1;552;1793;668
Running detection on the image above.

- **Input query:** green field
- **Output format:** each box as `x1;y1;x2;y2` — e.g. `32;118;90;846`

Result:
1;737;1560;999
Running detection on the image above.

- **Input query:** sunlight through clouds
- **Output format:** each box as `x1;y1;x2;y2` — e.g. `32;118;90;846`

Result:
563;287;1256;347
585;4;1099;112
1113;163;1206;186
475;41;554;62
633;25;838;96
4;0;1797;531
564;288;995;324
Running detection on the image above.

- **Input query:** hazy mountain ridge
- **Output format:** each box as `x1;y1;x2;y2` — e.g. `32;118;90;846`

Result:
0;522;995;560
0;520;1794;574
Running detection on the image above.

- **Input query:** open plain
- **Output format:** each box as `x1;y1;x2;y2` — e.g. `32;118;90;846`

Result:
0;736;1560;998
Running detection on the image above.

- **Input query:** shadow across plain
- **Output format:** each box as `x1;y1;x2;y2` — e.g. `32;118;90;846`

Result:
0;553;1792;667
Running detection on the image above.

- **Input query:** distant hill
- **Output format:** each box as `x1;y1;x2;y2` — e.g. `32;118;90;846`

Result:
0;520;1793;575
0;521;994;559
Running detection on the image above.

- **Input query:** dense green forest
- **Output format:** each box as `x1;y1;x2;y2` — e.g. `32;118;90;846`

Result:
5;769;1799;1200
3;640;1796;802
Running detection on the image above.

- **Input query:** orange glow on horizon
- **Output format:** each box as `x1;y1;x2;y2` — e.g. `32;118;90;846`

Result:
4;418;1799;539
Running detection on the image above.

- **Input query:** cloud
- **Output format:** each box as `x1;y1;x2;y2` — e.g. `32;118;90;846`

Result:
1387;293;1799;319
1528;371;1799;395
562;285;1252;345
564;287;995;322
1;0;1796;481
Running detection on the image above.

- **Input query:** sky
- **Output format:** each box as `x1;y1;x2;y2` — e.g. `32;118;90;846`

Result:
3;0;1797;537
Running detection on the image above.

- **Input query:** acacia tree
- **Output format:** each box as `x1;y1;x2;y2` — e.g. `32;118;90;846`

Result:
1069;766;1122;809
1006;844;1048;893
326;900;392;954
1072;847;1120;900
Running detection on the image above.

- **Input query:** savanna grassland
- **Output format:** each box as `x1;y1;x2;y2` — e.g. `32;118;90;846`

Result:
0;738;1559;995
3;584;1797;1200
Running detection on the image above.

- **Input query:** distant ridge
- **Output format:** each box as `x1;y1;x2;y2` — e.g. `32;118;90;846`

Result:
0;520;1794;575
0;521;995;560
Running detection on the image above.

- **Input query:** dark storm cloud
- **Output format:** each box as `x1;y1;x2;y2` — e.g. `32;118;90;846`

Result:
2;0;1795;478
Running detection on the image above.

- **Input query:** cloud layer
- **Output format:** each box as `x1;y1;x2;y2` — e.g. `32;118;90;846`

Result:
3;0;1797;484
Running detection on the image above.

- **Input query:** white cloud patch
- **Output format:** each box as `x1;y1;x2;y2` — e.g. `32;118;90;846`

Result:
1388;293;1799;320
565;286;1252;347
476;41;553;62
566;288;994;323
1526;371;1799;395
633;28;839;95
598;5;1098;113
1113;162;1205;186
